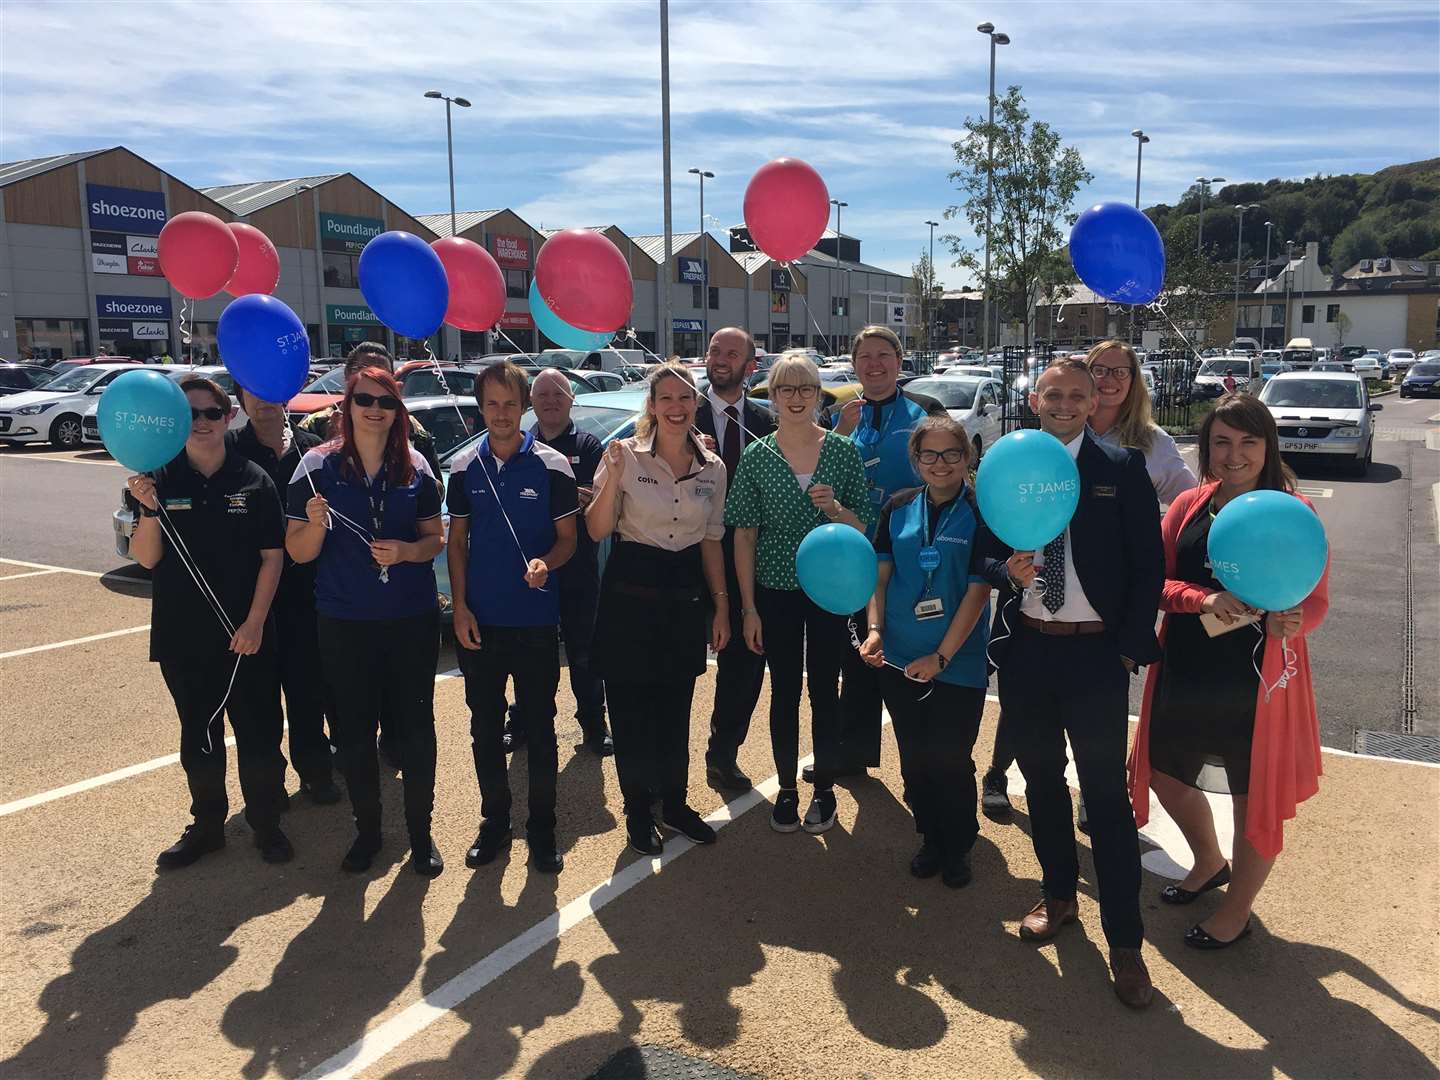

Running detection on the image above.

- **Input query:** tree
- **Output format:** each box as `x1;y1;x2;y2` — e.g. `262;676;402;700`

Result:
1333;310;1352;349
906;252;942;352
1152;217;1232;350
942;85;1092;352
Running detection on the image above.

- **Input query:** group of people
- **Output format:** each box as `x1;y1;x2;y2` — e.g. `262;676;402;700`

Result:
127;325;1329;1011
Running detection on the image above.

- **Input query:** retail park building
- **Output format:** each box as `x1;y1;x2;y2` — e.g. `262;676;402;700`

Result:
0;146;916;364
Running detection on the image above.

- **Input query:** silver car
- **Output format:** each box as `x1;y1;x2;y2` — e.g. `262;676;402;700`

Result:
902;375;1005;460
1258;370;1382;476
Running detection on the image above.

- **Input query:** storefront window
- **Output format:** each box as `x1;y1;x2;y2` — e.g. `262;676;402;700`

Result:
708;286;719;311
14;318;90;361
323;252;359;288
328;323;387;359
674;333;701;357
505;269;529;299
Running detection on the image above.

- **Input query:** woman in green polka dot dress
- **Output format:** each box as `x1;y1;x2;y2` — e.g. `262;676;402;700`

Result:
724;352;874;835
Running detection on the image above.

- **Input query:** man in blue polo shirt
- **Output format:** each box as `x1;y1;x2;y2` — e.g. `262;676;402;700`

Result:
447;362;578;874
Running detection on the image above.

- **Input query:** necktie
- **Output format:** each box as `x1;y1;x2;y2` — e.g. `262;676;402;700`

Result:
722;405;741;477
1042;531;1066;614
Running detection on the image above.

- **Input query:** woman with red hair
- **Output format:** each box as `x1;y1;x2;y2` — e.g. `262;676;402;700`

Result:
286;367;447;876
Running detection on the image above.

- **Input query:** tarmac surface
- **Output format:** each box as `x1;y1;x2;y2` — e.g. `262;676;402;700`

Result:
1;557;1438;1079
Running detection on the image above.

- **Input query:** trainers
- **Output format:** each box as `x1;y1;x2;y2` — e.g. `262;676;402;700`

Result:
771;789;801;833
626;816;663;856
910;838;942;879
981;770;1012;815
254;827;294;864
661;805;716;845
156;824;225;869
803;789;838;834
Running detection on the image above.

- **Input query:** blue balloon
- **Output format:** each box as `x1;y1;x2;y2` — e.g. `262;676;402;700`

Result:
1069;201;1166;305
796;523;878;616
97;369;191;473
975;429;1080;550
217;294;311;402
1207;490;1327;612
357;230;449;339
529;280;614;350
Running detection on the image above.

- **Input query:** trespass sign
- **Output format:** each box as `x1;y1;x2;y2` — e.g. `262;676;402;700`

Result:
320;213;384;255
87;184;167;236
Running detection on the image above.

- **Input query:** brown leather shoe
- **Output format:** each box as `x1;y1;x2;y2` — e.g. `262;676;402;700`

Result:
1018;897;1079;941
1109;947;1154;1009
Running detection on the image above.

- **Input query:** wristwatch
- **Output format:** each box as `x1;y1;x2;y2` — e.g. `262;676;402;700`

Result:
935;653;949;671
868;623;883;633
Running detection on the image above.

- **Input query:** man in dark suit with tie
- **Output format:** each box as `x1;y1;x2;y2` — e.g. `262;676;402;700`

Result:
695;327;775;792
984;358;1164;1009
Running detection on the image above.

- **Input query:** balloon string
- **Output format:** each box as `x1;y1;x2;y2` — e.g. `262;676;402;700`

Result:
1253;625;1297;703
846;617;933;700
1145;300;1208;370
782;260;837;355
423;342;476;444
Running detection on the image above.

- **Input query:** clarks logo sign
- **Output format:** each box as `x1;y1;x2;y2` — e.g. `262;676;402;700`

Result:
87;184;167;236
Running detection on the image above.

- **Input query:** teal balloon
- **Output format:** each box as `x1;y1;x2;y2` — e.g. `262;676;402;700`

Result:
98;369;191;472
796;523;878;615
975;429;1080;550
1207;490;1327;611
530;280;613;351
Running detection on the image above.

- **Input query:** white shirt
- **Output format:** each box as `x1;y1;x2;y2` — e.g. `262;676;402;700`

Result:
1021;431;1104;624
591;432;728;551
707;387;747;448
1092;423;1196;508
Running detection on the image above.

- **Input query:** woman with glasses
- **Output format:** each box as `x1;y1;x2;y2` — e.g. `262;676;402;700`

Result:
126;376;291;869
286;367;447;877
725;352;873;834
859;418;996;888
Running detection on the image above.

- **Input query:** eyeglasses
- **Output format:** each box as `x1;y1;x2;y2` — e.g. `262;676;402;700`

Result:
917;448;967;464
772;384;819;400
1091;364;1133;380
190;406;226;421
353;392;400;410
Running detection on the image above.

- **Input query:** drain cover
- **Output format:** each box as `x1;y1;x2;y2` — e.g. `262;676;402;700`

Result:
1353;730;1440;764
588;1045;757;1080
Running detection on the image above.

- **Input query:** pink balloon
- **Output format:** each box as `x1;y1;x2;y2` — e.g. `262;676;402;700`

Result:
223;222;281;297
158;211;239;299
533;229;633;333
431;237;506;331
743;158;830;263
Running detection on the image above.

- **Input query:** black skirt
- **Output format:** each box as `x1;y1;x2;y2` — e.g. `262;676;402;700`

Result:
593;540;710;680
1149;505;1264;795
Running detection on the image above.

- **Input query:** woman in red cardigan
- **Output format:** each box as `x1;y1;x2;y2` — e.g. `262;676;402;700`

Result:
1128;393;1329;950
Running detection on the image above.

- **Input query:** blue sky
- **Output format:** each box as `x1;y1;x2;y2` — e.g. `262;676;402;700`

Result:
4;0;1437;288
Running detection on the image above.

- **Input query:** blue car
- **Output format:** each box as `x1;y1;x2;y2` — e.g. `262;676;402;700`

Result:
1400;361;1440;398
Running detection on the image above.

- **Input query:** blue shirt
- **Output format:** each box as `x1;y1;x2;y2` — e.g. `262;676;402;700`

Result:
849;391;935;537
286;446;442;621
874;485;991;688
445;430;578;627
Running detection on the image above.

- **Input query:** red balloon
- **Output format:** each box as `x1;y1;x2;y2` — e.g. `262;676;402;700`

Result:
743;158;830;263
223;222;280;297
533;229;633;333
157;211;239;299
431;237;506;331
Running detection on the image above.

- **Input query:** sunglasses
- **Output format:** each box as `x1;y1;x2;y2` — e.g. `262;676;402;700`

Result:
353;392;401;410
190;406;226;421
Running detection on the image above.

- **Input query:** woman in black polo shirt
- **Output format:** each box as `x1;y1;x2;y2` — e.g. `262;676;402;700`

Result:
127;375;291;869
286;367;446;876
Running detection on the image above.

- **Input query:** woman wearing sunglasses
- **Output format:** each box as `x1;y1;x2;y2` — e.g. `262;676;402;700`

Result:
126;376;291;870
859;417;996;888
285;367;447;877
725;352;873;835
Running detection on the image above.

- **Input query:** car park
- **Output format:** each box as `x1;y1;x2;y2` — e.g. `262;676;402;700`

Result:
1258;370;1380;475
82;366;247;446
1281;338;1317;369
0;362;151;449
1311;362;1348;373
901;376;1004;460
0;363;57;397
1399;361;1440;398
1386;349;1417;376
403;396;483;457
1192;355;1259;398
1351;355;1382;379
1260;361;1295;382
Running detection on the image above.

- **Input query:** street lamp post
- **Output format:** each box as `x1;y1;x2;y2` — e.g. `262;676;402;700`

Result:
1262;221;1275;347
1283;238;1297;344
1195;175;1226;255
1232;204;1257;345
977;22;1009;360
688;168;713;353
925;219;939;355
423;90;471;238
1129;130;1149;343
830;198;847;354
659;0;674;357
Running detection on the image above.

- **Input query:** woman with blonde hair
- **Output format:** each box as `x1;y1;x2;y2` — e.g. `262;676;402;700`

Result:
1085;340;1196;506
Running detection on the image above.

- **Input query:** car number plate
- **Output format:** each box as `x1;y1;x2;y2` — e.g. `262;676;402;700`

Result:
1281;440;1321;452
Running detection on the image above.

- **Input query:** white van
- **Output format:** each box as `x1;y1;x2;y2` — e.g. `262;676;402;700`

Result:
1281;337;1317;369
537;347;649;375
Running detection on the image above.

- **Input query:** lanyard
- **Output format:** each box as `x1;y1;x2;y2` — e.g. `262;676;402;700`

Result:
854;395;905;457
919;487;961;596
366;471;387;539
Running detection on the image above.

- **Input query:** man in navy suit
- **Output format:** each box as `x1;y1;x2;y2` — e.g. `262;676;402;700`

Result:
986;359;1164;1009
694;328;775;792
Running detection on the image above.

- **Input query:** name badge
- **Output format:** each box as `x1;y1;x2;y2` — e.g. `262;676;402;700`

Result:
163;497;192;510
917;545;941;572
569;455;581;465
1092;484;1117;498
914;597;945;620
863;457;882;469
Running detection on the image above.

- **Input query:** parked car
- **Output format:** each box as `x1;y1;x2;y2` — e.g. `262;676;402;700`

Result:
1258;371;1381;475
1192;356;1259;398
901;376;1004;460
1260;349;1283;362
1351;355;1382;380
1399;361;1440;398
1311;362;1348;373
0;363;152;449
46;356;143;370
0;363;56;397
404;396;482;458
1338;345;1370;363
83;365;246;447
1259;361;1295;382
1386;349;1417;376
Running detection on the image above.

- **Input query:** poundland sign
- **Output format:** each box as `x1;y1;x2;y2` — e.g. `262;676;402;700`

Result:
87;184;168;236
326;303;380;326
320;213;384;254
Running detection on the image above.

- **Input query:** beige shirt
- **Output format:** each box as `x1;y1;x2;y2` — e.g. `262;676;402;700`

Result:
593;431;728;551
1020;431;1104;624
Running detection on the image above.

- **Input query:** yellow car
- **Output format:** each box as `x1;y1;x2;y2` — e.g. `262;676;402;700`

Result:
749;379;863;423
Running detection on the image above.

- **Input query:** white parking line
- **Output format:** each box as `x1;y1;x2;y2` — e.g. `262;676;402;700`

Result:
0;569;61;581
0;624;150;660
0;451;122;468
0;557;106;578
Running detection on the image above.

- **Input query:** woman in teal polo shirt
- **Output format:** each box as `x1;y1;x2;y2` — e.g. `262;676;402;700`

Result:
726;352;873;836
859;416;995;888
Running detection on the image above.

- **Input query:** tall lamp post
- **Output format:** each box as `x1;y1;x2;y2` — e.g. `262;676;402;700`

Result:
688;168;713;351
1232;203;1257;345
1261;220;1275;348
1282;238;1297;345
925;219;940;355
423;90;471;238
1195;175;1226;255
1129;130;1150;343
830;198;848;354
977;21;1009;359
659;0;674;357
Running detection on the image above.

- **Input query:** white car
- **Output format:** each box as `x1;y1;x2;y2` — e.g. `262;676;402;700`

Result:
943;364;1004;381
1258;370;1381;475
82;365;246;447
901;375;1004;460
0;362;146;449
1351;355;1382;379
1386;348;1416;375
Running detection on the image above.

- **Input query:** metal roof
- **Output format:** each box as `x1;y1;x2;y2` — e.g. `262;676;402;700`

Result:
630;232;702;263
416;209;505;237
793;249;902;277
201;175;342;213
0;149;110;188
539;225;615;237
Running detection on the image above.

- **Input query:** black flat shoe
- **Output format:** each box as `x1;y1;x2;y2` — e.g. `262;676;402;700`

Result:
301;777;343;805
1160;863;1232;905
627;818;663;856
661;805;716;844
341;833;382;873
1184;919;1252;949
465;824;512;868
910;840;941;879
706;762;752;793
157;825;225;869
531;845;564;874
580;729;614;757
254;827;295;864
410;839;444;878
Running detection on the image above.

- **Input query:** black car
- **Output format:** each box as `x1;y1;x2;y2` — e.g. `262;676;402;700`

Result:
1400;361;1440;398
0;363;56;397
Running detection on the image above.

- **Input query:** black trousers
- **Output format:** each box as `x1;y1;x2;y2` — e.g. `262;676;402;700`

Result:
607;678;697;818
318;609;439;846
502;572;606;737
838;615;884;770
998;625;1143;948
881;670;985;854
705;543;766;769
757;585;846;789
459;625;560;840
160;648;286;833
273;597;333;785
988;710;1018;775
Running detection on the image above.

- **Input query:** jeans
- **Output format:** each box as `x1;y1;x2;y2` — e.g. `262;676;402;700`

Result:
881;671;984;854
273;596;333;785
459;625;561;841
756;584;846;789
607;678;697;818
